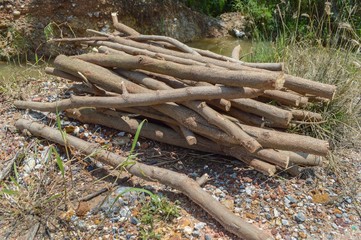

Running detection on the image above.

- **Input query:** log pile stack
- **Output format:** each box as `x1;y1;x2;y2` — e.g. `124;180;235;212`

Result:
13;14;338;239
15;13;336;177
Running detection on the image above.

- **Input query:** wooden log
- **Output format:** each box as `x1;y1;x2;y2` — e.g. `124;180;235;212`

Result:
291;109;323;122
238;124;330;156
253;149;289;169
231;98;293;126
14;85;265;112
75;52;285;90
51;56;261;152
15;118;273;240
207;99;232;111
67;108;283;174
284;75;336;100
115;68;262;153
278;150;322;166
179;126;197;145
97;44;206;67
53;55;147;94
193;47;283;71
45;67;84;83
184;101;262;153
262;90;308;107
225;147;277;176
108;36;335;98
111;12;140;36
51;55;328;155
225;107;287;129
128;35;201;55
111;107;178;125
231;45;241;60
48;37;109;43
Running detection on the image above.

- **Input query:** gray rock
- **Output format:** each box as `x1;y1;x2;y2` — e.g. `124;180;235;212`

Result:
281;219;289;226
335;213;342;218
192;230;201;237
205;235;212;240
294;212;306;223
286;195;297;203
331;223;338;229
245;187;252;195
194;222;206;230
130;217;140;225
299;224;306;230
273;208;280;217
183;226;193;235
265;213;272;220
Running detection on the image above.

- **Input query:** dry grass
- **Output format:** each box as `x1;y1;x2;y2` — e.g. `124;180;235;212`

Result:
248;41;361;149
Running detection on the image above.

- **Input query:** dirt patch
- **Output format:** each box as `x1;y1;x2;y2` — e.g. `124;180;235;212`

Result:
0;0;228;60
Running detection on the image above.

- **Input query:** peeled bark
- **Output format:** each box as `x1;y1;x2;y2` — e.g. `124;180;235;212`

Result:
15;118;273;240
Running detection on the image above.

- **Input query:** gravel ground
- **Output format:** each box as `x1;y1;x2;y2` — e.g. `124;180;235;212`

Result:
0;70;360;240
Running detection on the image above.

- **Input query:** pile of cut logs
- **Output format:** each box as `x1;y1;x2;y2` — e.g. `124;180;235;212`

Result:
14;13;337;239
15;13;336;176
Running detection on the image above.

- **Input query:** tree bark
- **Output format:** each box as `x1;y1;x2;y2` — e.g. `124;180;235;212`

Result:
75;52;285;90
15;118;273;240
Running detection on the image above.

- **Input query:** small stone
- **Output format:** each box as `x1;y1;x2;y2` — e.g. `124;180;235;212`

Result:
192;230;200;237
234;207;241;213
13;10;21;17
265;213;272;220
294;212;306;223
286;195;298;204
130;217;140;225
194;222;206;230
245;187;252;195
335;213;342;218
331;222;338;229
205;235;212;240
344;197;352;204
305;178;313;184
273;208;280;217
183;226;193;235
281;219;289;226
299;224;306;230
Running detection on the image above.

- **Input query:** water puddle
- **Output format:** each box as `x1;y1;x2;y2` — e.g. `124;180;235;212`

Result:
188;36;253;58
